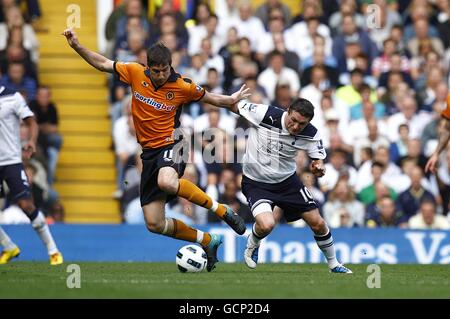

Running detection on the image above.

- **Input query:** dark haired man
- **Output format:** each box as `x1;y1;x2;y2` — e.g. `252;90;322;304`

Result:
227;97;352;273
62;29;250;272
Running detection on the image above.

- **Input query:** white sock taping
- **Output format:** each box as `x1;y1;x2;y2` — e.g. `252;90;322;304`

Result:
196;230;204;244
162;219;170;235
210;200;219;212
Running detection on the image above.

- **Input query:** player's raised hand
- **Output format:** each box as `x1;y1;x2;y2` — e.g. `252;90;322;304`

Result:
231;84;251;103
62;28;79;48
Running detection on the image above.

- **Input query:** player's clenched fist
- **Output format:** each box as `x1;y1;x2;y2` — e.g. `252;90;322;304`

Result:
310;159;326;177
62;28;79;48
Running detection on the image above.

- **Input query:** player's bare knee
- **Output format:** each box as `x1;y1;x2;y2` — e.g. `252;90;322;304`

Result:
146;219;165;234
258;218;275;234
311;218;327;234
157;170;178;194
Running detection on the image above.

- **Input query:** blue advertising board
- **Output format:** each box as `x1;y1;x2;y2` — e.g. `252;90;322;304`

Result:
1;224;449;264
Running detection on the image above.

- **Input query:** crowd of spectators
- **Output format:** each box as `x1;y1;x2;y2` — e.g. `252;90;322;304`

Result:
0;0;64;224
108;0;450;230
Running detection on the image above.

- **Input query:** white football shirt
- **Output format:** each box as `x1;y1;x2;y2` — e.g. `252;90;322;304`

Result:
0;86;34;166
237;100;326;183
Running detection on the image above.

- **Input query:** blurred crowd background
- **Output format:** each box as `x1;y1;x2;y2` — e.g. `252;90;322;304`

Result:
1;0;449;230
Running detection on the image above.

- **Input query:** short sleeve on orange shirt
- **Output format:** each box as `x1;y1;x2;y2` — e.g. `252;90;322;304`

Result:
114;62;141;85
185;79;205;102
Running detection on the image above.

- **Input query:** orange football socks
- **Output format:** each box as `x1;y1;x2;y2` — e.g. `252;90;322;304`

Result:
176;179;227;218
171;219;211;246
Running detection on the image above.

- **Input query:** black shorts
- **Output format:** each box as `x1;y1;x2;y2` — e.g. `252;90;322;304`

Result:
241;173;318;222
140;142;186;206
0;163;31;201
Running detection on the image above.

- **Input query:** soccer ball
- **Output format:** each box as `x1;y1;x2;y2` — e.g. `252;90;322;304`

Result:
176;244;207;273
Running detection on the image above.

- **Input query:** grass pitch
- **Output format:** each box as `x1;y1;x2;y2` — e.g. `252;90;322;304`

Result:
0;262;449;298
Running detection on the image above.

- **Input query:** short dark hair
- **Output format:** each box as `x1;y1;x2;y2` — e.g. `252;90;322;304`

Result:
288;98;314;120
146;42;172;67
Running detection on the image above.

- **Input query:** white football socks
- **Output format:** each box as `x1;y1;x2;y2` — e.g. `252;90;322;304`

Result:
0;226;17;251
314;230;340;269
31;211;59;255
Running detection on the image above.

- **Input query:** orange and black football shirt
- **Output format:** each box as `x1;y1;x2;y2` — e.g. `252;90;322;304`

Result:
114;62;205;149
442;93;450;120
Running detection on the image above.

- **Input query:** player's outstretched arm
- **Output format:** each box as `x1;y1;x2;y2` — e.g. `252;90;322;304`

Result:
22;116;38;160
201;84;251;113
425;119;450;173
62;28;114;73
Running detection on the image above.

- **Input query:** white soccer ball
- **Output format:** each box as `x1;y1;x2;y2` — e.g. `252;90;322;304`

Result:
176;244;207;273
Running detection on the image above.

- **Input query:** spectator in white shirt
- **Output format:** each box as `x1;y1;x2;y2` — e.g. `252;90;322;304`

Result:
257;50;300;101
408;200;450;230
387;96;433;142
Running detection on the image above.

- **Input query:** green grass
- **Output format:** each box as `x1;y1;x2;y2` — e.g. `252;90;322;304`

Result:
0;262;449;298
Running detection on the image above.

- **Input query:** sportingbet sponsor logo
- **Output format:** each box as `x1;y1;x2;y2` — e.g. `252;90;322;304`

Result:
133;91;176;112
211;228;450;264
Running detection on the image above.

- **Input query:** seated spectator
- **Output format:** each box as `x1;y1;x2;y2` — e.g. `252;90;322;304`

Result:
0;42;37;80
352;118;390;168
257;50;300;101
328;0;365;37
323;179;365;228
300;47;338;89
0;6;39;62
349;84;386;121
254;0;291;29
397;138;428;170
366;195;404;228
358;163;398;205
386;96;433;143
319;148;358;193
408;200;450;230
378;54;415;92
390;123;410;164
356;144;410;193
397;165;436;223
371;38;410;79
0;61;36;101
29;86;63;185
271;81;292;110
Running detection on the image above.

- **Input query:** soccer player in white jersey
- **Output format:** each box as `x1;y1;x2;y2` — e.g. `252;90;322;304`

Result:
0;86;63;265
229;97;352;273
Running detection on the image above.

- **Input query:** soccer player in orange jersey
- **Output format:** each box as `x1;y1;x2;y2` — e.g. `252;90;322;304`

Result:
63;28;250;271
425;93;450;174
